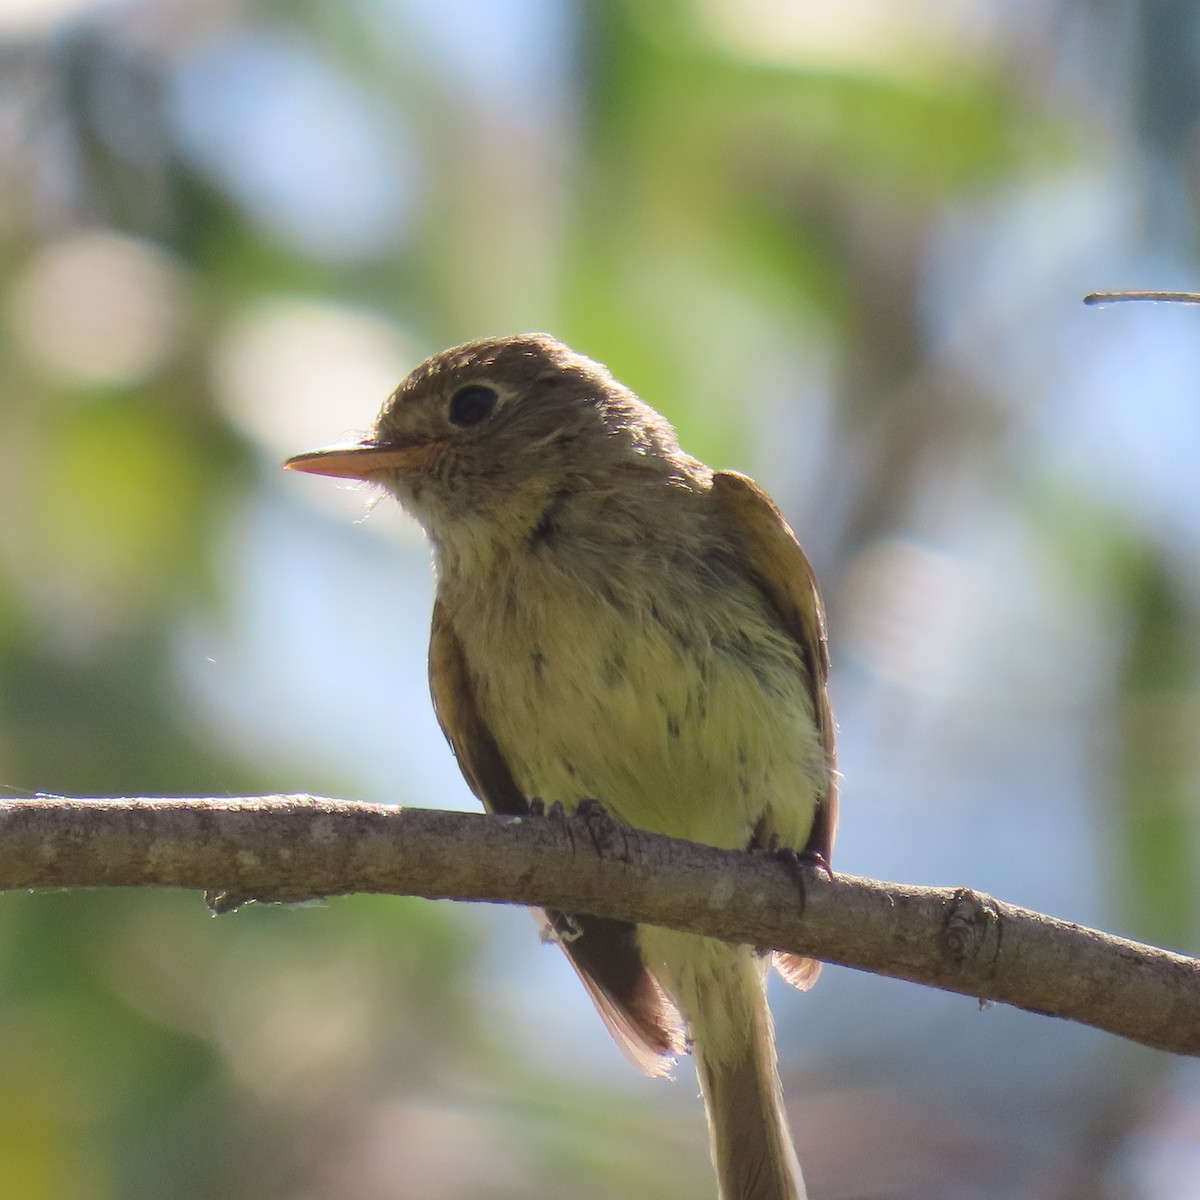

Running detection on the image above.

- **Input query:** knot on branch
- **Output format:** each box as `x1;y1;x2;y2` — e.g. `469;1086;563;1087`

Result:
940;887;1002;970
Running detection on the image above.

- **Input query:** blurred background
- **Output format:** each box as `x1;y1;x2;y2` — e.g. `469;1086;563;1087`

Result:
1;0;1199;1196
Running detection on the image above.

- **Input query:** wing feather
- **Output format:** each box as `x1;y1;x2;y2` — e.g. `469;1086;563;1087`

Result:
711;470;838;991
429;600;684;1072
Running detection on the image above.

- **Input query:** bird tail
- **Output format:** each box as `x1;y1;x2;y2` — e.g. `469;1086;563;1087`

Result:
646;932;806;1200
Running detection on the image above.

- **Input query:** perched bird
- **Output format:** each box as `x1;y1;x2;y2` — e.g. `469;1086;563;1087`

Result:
286;334;837;1200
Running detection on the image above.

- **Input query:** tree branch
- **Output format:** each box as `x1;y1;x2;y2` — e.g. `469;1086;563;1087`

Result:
2;794;1196;1057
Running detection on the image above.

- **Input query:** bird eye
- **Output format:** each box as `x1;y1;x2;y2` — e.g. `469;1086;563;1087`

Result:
448;385;498;427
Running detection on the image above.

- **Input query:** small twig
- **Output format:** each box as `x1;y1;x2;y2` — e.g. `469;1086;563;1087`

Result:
1085;290;1200;305
0;795;1196;1057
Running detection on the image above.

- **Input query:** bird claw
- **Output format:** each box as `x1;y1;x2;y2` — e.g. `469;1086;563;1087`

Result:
527;796;626;858
791;847;834;881
774;845;834;883
758;847;834;939
574;798;630;860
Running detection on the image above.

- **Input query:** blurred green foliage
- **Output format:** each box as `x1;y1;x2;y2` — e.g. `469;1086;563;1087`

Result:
1;1;1198;1197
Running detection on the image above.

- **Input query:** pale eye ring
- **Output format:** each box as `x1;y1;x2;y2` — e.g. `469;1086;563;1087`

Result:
448;385;498;426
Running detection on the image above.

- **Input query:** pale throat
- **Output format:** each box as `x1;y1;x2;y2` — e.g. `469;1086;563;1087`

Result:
397;470;566;580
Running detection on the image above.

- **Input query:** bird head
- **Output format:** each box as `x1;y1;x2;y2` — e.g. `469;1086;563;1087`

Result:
285;333;691;566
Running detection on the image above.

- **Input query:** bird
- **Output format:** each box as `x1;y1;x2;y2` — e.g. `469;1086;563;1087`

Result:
285;333;837;1200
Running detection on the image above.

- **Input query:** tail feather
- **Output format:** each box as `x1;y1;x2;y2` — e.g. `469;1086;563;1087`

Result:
695;985;805;1200
643;931;806;1200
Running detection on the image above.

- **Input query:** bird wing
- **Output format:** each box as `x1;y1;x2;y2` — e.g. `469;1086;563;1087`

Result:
428;599;684;1074
711;470;838;991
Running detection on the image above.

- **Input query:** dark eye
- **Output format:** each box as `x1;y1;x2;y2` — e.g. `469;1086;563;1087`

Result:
449;385;498;426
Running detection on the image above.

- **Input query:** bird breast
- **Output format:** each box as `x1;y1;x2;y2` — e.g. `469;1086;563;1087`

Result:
444;529;823;854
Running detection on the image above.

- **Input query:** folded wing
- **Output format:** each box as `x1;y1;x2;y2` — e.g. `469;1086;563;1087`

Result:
429;601;684;1073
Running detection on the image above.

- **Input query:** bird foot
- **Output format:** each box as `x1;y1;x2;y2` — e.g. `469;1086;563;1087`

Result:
528;796;628;859
782;846;834;882
573;797;631;860
527;797;569;822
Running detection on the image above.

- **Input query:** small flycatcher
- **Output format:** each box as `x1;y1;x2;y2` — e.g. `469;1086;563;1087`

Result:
286;334;837;1200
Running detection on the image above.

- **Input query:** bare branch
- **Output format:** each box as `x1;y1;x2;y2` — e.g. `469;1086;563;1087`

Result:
1;794;1196;1057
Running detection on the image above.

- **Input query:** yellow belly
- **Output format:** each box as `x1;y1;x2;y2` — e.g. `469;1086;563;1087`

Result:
455;551;823;854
